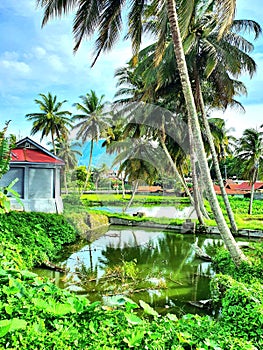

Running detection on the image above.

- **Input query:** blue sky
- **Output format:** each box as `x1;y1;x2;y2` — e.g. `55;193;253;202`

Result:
0;0;262;145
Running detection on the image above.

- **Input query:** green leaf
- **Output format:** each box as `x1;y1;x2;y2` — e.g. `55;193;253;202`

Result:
139;300;158;317
0;318;27;337
0;320;11;337
123;329;145;347
32;298;49;309
124;312;143;325
89;320;96;333
46;302;74;315
5;304;13;315
9;318;27;332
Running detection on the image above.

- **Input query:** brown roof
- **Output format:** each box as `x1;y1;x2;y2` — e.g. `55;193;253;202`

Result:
213;184;248;195
237;181;263;191
137;186;163;193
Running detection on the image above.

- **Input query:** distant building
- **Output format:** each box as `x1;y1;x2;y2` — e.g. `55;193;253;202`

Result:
0;137;64;213
213;179;263;198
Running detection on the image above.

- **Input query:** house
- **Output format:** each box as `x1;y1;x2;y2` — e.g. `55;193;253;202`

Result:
213;180;263;198
0;137;64;213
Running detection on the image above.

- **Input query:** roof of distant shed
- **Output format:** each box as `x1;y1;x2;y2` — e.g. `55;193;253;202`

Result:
10;137;64;165
237;181;263;191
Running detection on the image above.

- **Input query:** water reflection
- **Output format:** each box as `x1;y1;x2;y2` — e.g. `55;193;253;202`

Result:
50;227;224;315
93;205;197;219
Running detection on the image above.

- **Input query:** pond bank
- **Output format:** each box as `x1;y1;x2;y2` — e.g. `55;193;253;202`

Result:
108;216;263;238
68;211;263;239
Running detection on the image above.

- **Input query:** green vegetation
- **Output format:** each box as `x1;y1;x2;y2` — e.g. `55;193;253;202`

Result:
0;212;78;269
69;193;263;231
206;197;263;230
0;210;263;348
80;193;191;206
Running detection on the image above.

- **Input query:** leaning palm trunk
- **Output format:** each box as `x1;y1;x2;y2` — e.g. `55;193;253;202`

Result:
188;120;210;222
82;139;94;194
249;181;255;215
124;179;139;212
166;0;246;266
121;174;126;199
195;73;238;232
248;166;258;214
159;136;205;225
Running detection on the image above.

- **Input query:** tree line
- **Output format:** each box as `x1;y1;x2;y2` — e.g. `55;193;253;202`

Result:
4;0;263;266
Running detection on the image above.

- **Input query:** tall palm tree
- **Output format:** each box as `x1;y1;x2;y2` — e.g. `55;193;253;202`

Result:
72;90;110;192
138;1;260;233
25;92;72;155
235;128;263;214
37;0;247;265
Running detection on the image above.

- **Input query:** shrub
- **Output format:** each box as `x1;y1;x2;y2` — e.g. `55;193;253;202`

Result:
0;212;78;268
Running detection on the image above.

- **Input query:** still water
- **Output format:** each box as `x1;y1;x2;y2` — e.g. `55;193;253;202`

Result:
92;205;197;219
34;226;224;316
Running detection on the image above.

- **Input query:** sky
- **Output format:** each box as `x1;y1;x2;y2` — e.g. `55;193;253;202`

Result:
0;0;263;146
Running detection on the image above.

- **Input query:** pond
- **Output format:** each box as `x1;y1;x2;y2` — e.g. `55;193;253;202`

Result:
92;205;197;219
34;226;226;316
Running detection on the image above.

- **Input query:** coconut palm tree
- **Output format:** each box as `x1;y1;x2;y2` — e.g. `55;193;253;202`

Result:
137;1;260;233
235;128;263;214
25;92;72;155
37;0;247;265
72;90;110;192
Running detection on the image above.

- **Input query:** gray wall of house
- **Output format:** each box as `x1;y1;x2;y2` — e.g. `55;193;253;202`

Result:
0;164;63;213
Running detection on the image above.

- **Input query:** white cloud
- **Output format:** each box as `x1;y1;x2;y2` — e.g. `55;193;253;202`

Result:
33;47;47;59
0;59;31;75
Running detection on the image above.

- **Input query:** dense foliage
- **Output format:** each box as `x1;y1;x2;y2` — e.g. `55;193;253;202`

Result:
0;266;260;349
0;212;78;268
0;210;262;349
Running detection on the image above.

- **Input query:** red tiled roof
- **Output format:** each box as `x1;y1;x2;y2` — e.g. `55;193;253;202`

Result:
213;184;248;195
237;181;263;191
11;149;64;165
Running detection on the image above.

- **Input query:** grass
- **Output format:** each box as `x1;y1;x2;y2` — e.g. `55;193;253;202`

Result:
64;193;263;231
207;197;263;230
80;193;191;206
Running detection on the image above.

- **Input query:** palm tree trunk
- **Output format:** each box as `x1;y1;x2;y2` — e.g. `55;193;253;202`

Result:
64;168;68;195
248;182;255;215
121;176;126;199
166;0;246;266
82;139;94;194
124;179;139;212
159;136;206;224
248;167;258;214
194;68;238;232
51;133;56;155
188;120;210;221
